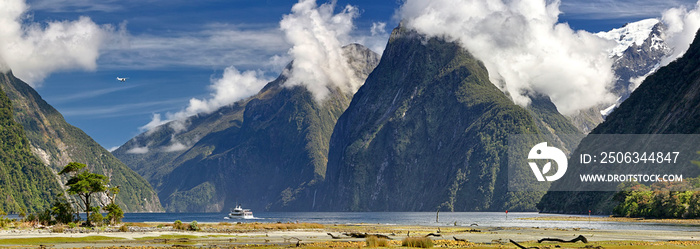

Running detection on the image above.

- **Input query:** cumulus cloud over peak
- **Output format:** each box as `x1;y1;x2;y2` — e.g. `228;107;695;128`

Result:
171;67;269;121
399;0;618;115
140;0;384;134
280;0;363;102
661;1;700;66
140;67;270;134
0;0;113;85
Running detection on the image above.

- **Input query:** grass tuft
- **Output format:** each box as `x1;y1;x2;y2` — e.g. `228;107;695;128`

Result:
402;237;433;248
366;236;389;247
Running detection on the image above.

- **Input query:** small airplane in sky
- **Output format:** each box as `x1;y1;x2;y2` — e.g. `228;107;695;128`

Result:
116;77;128;82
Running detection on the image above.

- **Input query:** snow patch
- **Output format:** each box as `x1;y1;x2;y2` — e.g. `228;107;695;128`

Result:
600;96;623;117
597;18;660;57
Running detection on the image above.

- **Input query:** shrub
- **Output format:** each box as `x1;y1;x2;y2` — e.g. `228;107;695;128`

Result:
38;209;54;226
24;213;37;223
0;208;9;228
51;196;77;224
87;206;104;227
174;220;187;230
51;225;65;233
119;224;129;232
402;237;433;248
103;203;124;225
189;220;199;231
366;236;389;247
68;222;77;228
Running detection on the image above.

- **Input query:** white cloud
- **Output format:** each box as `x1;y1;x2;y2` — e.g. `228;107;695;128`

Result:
107;146;119;152
560;0;697;20
126;145;148;154
142;66;270;134
162;140;188;152
173;67;269;120
354;21;390;55
0;0;113;85
101;26;289;71
399;0;618;115
60;98;186;118
279;0;363;102
47;84;137;104
661;1;700;65
29;0;123;13
140;113;168;133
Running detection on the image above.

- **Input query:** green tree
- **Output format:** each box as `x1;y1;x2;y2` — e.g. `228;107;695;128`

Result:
103;186;123;225
59;162;109;226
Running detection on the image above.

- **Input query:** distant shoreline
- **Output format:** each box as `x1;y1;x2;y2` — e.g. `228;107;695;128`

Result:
520;215;700;225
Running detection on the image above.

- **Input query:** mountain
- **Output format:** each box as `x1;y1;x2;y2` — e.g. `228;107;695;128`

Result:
0;81;62;213
538;28;700;214
569;19;670;132
113;44;380;212
0;72;162;212
601;19;670;104
311;26;580;212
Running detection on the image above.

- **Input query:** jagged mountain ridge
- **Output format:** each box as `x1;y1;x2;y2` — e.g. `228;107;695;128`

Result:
313;26;579;212
113;44;380;212
0;72;162;212
538;28;700;214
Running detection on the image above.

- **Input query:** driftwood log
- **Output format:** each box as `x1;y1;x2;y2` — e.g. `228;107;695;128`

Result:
342;232;392;240
327;233;341;239
453;236;468;242
538;235;588;243
510;235;589;249
509;239;539;249
425;233;442;237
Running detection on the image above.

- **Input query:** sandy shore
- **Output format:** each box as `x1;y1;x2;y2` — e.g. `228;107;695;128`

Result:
1;222;700;248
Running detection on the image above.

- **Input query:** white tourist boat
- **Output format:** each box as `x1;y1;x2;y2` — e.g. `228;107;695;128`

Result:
228;204;254;219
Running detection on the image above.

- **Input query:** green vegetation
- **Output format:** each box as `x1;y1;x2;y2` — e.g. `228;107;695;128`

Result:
50;194;78;224
49;162;123;226
189;220;200;231
0;80;62;213
613;180;700;218
0;72;161;212
402;237;433;248
0;208;10;228
60;162;108;226
173;220;187;230
104;203;124;225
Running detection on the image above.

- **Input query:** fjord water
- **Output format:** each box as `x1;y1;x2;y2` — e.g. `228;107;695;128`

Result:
121;212;700;232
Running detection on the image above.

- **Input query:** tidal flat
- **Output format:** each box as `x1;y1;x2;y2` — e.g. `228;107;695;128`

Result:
1;221;700;248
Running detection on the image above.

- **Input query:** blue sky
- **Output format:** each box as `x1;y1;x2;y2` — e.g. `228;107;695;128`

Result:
14;0;698;150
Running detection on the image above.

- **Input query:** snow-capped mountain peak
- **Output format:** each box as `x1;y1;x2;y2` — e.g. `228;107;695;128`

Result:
596;18;661;57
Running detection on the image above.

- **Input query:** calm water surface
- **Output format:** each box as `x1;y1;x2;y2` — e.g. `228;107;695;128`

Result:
120;212;700;232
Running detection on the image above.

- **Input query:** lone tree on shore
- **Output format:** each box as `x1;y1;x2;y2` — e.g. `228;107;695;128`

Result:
59;162;108;226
